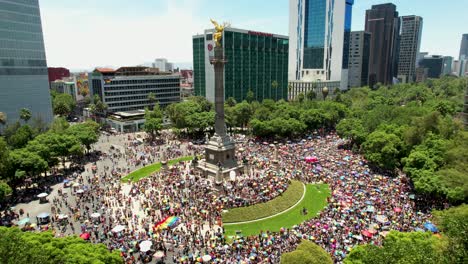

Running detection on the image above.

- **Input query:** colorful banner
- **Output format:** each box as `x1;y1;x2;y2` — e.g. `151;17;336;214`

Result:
154;216;179;230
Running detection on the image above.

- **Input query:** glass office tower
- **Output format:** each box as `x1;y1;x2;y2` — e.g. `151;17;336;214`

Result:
192;28;288;102
288;0;353;93
0;0;53;124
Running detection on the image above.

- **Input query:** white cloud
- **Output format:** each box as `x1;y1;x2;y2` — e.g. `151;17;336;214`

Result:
40;0;209;70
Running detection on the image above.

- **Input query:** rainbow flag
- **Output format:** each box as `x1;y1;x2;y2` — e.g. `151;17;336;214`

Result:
154;216;179;230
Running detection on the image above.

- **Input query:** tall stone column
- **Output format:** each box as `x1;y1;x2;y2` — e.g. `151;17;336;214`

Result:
212;47;228;140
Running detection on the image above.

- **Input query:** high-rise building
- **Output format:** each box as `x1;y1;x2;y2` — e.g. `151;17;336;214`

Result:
365;3;400;87
348;31;371;88
0;0;53;124
419;55;444;78
288;0;354;92
452;60;460;76
442;56;453;76
152;58;173;72
48;67;70;83
459;34;468;60
417;52;429;67
397;15;423;83
459;56;468;77
193;28;289;102
415;67;428;83
89;66;180;113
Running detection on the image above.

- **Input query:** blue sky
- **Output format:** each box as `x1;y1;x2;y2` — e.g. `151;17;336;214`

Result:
40;0;468;70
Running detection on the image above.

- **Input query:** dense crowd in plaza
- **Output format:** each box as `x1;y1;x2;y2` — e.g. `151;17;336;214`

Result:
4;131;445;263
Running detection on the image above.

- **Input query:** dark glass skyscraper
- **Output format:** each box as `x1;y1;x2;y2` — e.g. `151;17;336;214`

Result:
193;28;289;103
303;0;326;69
459;34;468;60
0;0;53;124
365;3;400;87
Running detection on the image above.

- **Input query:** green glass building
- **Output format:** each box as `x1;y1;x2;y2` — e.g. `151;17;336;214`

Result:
192;28;289;102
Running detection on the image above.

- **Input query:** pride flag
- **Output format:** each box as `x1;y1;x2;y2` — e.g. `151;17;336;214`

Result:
154;216;179;230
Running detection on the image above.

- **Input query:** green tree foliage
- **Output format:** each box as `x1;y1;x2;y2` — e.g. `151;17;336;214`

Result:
281;240;332;264
0;181;12;202
9;148;48;179
226;97;237;107
0;111;7;125
232;101;253;129
52;93;76;117
336;118;367;146
147;92;157;109
49;117;70;133
66;121;100;152
344;231;445;264
0;227;122;264
433;204;468;263
6;124;34;149
306;90;317;101
19;108;32;123
246;89;255;103
362;130;403;170
0;137;11;177
144;105;163;142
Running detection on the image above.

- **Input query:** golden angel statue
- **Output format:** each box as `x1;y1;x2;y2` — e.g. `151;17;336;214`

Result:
210;19;230;47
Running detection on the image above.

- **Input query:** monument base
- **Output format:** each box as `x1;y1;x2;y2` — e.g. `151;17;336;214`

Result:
196;133;243;184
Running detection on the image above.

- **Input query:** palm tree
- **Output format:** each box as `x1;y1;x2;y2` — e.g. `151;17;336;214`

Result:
19;108;31;123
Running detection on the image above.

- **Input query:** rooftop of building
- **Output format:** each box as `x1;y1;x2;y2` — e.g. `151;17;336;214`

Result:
195;27;288;39
112;110;146;118
92;66;179;77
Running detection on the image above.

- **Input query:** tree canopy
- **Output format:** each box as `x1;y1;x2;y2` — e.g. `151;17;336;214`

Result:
281;240;333;264
0;227;122;264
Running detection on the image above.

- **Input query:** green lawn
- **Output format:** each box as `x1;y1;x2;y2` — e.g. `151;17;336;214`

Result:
224;183;330;238
222;180;304;223
121;156;193;182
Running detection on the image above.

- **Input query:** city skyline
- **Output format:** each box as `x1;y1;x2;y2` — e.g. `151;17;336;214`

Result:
39;0;468;70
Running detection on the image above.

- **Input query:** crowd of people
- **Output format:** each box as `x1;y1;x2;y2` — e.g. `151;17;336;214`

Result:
6;131;445;263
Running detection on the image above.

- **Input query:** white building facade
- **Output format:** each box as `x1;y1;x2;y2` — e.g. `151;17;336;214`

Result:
153;58;173;72
289;0;353;91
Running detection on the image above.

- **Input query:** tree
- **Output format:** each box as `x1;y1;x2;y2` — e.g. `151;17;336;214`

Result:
226;97;237;107
246;89;255;103
6;124;34;149
306;90;317;101
186;111;215;134
19;108;31;123
0;181;12;202
433;205;468;263
232;101;253;129
52;93;76;117
336;118;367;146
300;109;325;131
147;92;157;109
144;107;163;142
281;240;332;264
345;231;445;264
0;137;11;177
0;227;123;264
9;148;48;182
362;130;403;170
297;93;305;103
0;112;6;125
271;80;279;100
66;121;99;153
49;117;70;133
